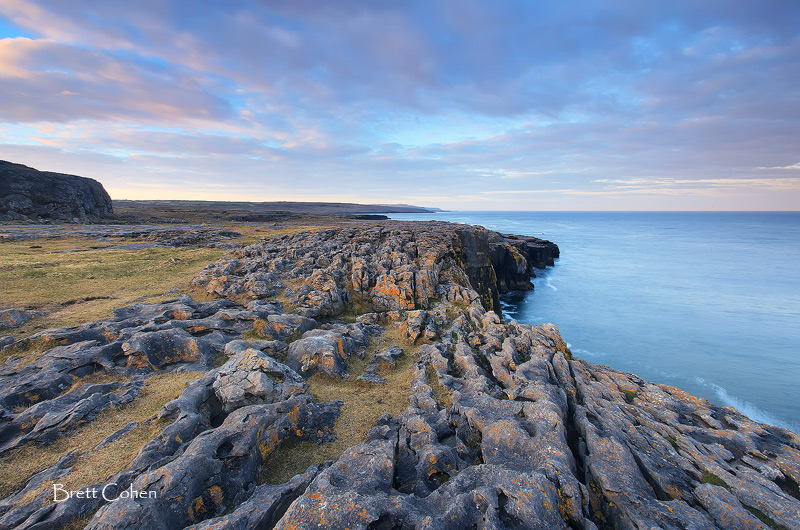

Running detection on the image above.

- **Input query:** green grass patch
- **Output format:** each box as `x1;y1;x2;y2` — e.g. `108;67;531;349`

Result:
665;435;680;451
621;389;636;404
744;505;785;530
701;471;730;490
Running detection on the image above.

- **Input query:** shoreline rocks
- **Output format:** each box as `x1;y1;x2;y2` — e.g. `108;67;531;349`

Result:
1;220;797;530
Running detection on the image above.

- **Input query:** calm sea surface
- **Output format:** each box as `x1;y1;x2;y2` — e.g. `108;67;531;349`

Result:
390;211;800;434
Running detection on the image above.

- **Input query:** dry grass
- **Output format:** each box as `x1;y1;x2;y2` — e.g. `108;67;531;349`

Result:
67;372;130;393
259;328;415;484
0;370;204;501
0;237;225;339
0;336;59;365
427;364;453;409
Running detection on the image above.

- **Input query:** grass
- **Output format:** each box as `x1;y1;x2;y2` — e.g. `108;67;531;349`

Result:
0;237;225;339
1;336;59;364
744;505;785;530
259;328;414;485
66;371;130;394
0;370;204;502
621;389;637;404
700;471;730;490
664;435;680;451
427;364;453;409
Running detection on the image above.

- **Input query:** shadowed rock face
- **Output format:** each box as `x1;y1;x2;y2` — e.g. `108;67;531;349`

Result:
0;160;113;222
1;220;798;530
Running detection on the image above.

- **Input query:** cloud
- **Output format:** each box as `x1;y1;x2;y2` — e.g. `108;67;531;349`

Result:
0;37;233;123
0;1;798;209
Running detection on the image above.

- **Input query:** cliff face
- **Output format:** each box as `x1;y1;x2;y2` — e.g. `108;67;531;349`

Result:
455;227;560;312
0;161;113;222
1;221;797;530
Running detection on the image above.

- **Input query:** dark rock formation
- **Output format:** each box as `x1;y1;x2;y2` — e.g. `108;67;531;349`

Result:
0;309;44;331
1;220;798;530
0;161;113;222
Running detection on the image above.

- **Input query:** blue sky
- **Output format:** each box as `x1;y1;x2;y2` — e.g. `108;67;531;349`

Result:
0;0;798;210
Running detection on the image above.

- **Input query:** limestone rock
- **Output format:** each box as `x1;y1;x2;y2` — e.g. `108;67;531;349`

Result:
4;221;799;530
0;160;113;222
183;465;323;530
121;328;218;371
0;309;44;331
370;345;402;369
190;222;558;318
85;396;340;530
254;313;316;341
285;332;351;378
212;348;307;413
356;373;387;384
402;309;438;342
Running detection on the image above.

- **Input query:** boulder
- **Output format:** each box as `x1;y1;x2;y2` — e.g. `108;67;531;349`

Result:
212;349;307;413
0;309;44;331
121;329;218;370
285;332;350;378
255;313;317;341
373;345;403;368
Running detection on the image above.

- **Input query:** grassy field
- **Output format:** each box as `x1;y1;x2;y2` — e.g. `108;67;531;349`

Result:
0;222;335;343
0;237;224;341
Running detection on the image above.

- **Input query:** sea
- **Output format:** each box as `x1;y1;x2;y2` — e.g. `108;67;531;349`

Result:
389;211;800;434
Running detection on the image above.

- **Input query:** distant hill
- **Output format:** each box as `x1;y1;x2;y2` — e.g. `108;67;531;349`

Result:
0;161;113;222
114;200;438;215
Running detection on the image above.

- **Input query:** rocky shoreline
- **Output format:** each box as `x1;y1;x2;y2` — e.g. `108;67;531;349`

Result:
0;220;798;529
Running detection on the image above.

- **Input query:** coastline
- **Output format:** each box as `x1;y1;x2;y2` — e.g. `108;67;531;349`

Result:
0;218;798;529
391;210;800;436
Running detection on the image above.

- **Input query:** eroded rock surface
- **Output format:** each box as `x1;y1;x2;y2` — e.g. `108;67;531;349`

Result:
2;220;798;530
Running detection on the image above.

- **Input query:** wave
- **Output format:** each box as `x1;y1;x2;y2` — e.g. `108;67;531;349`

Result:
694;377;799;434
542;277;557;291
566;343;604;358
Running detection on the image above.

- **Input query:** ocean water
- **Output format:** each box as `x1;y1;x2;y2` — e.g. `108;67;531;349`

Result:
390;211;800;434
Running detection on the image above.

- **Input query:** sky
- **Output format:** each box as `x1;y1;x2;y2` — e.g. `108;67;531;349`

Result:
0;1;798;210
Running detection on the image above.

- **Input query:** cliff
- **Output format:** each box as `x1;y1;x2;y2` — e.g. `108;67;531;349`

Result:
0;221;797;530
0;161;113;222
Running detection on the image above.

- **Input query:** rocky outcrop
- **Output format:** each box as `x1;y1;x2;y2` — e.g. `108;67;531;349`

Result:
0;309;44;331
0;161;113;222
1;220;798;530
0;224;241;248
191;221;558;316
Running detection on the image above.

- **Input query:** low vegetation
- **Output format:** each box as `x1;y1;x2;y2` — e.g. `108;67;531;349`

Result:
0;371;204;502
0;237;224;338
259;327;415;484
700;470;730;490
427;364;453;409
